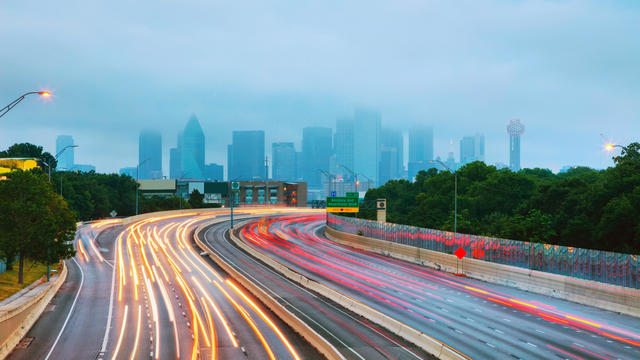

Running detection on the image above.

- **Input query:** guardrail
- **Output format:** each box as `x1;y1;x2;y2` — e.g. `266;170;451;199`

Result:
0;262;68;360
328;213;640;289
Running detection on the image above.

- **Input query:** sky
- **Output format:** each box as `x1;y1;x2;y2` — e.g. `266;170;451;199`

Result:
1;1;639;174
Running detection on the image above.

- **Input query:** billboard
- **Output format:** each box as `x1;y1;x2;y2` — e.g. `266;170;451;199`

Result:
0;158;41;175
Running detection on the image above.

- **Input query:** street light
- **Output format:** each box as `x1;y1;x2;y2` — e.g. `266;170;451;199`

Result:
1;91;52;118
41;145;78;183
605;144;640;160
318;169;335;196
430;159;457;238
135;158;150;215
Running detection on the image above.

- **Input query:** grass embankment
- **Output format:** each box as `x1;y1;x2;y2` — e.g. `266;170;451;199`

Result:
0;260;61;302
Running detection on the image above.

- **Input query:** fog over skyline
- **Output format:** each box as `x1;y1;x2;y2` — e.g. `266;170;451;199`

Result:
1;1;638;174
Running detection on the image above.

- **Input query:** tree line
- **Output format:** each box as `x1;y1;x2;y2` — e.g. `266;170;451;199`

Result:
360;142;640;254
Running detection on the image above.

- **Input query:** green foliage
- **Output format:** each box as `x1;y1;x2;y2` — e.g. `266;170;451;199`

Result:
0;142;56;169
364;143;640;254
141;196;190;213
189;189;204;209
0;171;76;283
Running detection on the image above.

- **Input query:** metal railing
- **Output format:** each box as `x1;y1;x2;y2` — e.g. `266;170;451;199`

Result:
327;213;639;289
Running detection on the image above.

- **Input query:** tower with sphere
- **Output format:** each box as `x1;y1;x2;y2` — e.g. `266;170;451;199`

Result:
506;119;525;171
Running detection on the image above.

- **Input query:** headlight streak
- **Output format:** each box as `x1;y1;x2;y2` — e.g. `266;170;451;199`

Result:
213;281;276;360
129;304;142;360
227;280;301;360
76;234;90;262
200;296;217;360
153;265;180;359
110;305;128;360
192;277;239;348
141;264;161;360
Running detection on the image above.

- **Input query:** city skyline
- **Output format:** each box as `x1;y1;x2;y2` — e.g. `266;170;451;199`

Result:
2;2;637;174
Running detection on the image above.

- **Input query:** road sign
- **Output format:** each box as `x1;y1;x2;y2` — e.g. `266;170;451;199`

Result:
454;247;467;260
346;192;359;199
376;199;386;210
326;196;359;212
231;181;240;191
109;210;117;218
330;191;336;197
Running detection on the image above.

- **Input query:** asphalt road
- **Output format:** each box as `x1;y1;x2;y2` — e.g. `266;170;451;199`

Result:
101;212;322;360
200;217;435;360
237;214;640;360
8;221;121;360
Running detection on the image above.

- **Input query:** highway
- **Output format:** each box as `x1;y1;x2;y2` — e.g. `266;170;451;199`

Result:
200;216;435;360
101;212;322;360
235;213;640;360
8;220;121;360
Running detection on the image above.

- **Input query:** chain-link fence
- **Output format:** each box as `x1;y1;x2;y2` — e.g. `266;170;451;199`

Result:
327;213;639;289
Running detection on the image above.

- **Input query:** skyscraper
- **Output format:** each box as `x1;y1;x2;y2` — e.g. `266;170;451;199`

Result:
507;119;525;171
333;117;355;177
460;136;475;164
408;126;434;180
169;147;181;179
55;135;74;170
181;115;205;179
353;109;381;186
204;163;224;181
379;128;403;184
272;142;296;181
229;130;265;180
139;129;162;179
302;127;332;189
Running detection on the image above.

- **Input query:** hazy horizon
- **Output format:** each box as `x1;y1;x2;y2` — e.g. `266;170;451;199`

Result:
2;1;638;174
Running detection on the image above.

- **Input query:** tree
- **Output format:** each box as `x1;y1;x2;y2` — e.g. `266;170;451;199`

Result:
0;142;56;169
189;189;204;209
0;170;76;283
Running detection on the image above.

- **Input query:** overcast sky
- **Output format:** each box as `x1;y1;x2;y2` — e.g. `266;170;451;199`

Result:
1;1;638;174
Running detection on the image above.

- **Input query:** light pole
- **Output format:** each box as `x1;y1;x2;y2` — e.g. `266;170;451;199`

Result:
135;158;150;215
605;144;640;161
229;178;241;229
42;145;78;183
318;169;335;196
430;159;457;237
1;91;51;118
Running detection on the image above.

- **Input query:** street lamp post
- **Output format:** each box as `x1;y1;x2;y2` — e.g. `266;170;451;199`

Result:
430;160;457;238
136;158;150;215
605;144;640;161
0;91;51;118
318;169;335;196
42;145;79;183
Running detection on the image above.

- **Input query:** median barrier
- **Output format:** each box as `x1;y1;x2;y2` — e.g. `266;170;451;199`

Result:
217;218;468;360
193;217;347;360
325;226;640;318
0;261;68;360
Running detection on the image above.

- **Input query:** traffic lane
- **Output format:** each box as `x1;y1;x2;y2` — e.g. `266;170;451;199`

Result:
7;223;120;360
107;214;317;360
202;218;434;360
247;215;640;360
174;216;320;360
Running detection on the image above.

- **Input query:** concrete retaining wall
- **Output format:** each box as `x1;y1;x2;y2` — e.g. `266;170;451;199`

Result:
325;226;640;318
0;262;68;360
219;219;468;359
193;218;347;360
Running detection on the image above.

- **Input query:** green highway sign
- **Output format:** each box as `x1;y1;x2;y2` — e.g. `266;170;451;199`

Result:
231;181;240;191
326;196;359;212
346;192;359;199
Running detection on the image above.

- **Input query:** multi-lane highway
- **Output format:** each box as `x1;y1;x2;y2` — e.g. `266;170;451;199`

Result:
234;213;640;360
200;216;435;360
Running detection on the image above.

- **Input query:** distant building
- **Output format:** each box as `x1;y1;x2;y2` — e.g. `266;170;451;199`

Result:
353;109;381;186
169;147;181;179
139;129;162;179
379;128;403;185
74;164;96;172
181;115;205;179
507;119;525;171
302;127;332;189
119;167;137;178
229;130;265;180
559;165;579;173
333;117;355;178
295;151;303;182
272;142;297;181
494;162;508;170
460;133;485;165
55;135;75;170
408;126;435;180
204;163;224;181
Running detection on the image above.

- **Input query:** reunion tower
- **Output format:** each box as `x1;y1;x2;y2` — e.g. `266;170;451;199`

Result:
507;118;525;171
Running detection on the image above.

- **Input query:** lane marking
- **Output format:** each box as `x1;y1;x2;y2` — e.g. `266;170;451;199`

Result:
101;230;121;353
44;257;85;360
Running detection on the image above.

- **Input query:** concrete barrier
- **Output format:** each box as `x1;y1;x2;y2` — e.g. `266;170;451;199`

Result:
325;226;640;318
0;261;68;360
192;217;347;360
220;219;469;360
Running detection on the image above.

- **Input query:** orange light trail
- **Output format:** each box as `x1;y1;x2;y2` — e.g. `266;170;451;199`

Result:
192;278;238;347
129;305;142;360
110;305;128;360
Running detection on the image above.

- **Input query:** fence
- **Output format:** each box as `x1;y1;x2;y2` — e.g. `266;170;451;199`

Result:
0;260;6;275
327;213;639;289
